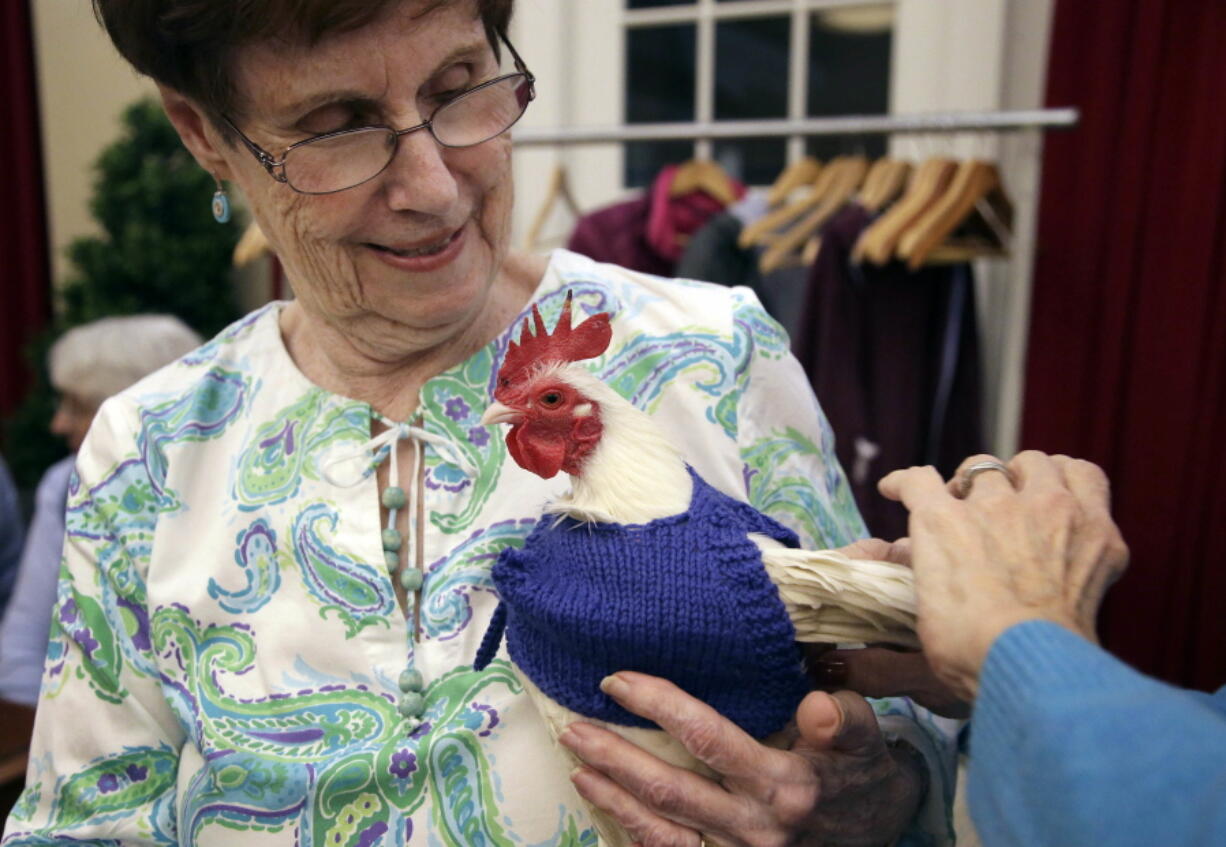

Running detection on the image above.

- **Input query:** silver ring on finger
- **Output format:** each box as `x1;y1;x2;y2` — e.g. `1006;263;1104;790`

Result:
958;460;1016;498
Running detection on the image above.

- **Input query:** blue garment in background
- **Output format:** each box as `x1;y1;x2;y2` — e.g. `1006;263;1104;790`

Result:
0;456;25;620
970;620;1226;846
0;455;74;705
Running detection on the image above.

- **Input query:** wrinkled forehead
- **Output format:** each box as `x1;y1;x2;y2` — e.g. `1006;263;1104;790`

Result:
228;0;489;119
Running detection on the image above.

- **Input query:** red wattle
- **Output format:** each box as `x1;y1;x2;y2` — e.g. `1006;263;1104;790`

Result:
508;424;567;479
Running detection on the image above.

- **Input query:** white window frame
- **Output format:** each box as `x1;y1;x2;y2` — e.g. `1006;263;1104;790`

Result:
622;0;896;167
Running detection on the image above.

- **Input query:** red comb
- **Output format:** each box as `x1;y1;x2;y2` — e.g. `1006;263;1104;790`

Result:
498;291;612;387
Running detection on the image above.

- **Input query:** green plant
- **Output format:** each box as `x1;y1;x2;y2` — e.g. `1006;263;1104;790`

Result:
59;98;241;335
3;97;241;489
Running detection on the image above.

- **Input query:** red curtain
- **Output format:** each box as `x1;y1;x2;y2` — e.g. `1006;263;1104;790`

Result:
0;0;51;423
1023;0;1226;691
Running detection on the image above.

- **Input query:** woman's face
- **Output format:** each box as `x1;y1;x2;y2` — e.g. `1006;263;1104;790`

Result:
50;392;100;453
220;0;516;347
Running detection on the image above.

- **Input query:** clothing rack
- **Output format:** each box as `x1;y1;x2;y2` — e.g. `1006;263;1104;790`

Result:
514;107;1078;145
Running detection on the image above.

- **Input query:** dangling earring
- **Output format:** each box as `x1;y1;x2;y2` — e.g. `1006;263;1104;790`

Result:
211;175;231;224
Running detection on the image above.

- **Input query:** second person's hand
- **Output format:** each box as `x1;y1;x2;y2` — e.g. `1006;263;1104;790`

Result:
878;451;1129;700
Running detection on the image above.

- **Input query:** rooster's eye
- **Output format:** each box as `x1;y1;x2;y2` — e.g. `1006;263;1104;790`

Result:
539;391;563;407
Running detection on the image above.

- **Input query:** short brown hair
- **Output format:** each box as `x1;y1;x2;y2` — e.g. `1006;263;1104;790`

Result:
93;0;514;123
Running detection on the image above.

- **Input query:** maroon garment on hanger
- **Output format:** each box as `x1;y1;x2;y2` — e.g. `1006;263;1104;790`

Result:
796;203;984;540
567;165;741;276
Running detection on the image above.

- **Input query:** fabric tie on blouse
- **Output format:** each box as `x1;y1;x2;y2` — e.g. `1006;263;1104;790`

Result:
321;417;477;584
322;418;477;488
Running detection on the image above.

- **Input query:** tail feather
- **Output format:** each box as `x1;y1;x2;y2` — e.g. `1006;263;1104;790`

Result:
757;542;920;649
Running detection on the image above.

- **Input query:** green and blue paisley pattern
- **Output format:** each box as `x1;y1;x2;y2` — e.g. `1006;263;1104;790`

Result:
4;250;952;846
291;502;396;637
208;520;283;615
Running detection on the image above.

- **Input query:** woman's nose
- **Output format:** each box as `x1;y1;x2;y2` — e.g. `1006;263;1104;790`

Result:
49;406;70;436
381;128;460;215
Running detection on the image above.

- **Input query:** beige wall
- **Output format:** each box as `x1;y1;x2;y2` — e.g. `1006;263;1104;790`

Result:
32;0;156;286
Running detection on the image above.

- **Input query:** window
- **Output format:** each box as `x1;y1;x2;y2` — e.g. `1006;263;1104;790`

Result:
623;0;894;186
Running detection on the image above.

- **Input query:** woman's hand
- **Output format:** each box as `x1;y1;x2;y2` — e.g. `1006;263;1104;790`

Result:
878;451;1129;701
559;671;924;847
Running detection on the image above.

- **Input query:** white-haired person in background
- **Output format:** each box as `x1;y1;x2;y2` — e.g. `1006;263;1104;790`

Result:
0;316;201;721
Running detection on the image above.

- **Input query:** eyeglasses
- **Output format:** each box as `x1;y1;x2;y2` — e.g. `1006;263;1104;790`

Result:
224;32;535;195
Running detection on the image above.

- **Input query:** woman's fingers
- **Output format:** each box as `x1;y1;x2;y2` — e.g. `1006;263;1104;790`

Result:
560;720;739;834
1051;454;1113;513
1004;449;1055;492
838;536;912;566
569;763;708;847
878;465;947;509
595;672;781;784
1050;454;1130;592
558;671;791;836
949;453;1016;499
794;690;880;754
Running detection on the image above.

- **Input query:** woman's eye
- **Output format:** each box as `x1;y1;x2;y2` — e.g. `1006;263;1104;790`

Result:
428;64;476;103
300;108;365;136
431;88;466;104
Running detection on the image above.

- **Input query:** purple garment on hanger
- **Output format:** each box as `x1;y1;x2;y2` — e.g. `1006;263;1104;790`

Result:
567;193;671;276
795;203;984;540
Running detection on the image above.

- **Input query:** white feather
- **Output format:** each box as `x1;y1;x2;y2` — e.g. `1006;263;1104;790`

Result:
753;534;920;649
543;365;693;525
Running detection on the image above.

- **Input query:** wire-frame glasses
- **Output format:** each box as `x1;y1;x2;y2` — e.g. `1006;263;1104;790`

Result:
224;32;535;195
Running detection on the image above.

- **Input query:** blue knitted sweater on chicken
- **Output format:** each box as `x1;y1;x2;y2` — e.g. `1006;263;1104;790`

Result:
474;467;811;739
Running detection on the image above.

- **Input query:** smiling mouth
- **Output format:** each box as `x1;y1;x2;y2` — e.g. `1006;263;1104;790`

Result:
368;228;461;258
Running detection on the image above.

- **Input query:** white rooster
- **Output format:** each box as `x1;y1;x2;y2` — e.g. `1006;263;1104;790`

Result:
474;293;917;846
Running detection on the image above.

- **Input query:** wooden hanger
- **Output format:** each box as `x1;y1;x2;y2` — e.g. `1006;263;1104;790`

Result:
670;158;739;207
758;155;869;275
738;156;848;249
523;163;581;251
896;160;1008;269
801;234;822;266
766;156;822;207
856;158;891;211
233;220;269;268
851;157;958;265
858;158;912;213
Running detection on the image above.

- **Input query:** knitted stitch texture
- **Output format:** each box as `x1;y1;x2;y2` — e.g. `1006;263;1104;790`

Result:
475;467;811;739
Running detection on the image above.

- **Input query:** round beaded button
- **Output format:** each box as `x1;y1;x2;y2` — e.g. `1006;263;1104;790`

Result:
398;669;423;692
398;692;425;718
381;528;402;552
399;568;423;592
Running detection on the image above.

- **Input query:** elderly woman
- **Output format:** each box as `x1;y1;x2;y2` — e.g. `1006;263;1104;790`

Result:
2;2;956;845
0;316;202;711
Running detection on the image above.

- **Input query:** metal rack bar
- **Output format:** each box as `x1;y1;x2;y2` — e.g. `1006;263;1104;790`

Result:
513;108;1079;146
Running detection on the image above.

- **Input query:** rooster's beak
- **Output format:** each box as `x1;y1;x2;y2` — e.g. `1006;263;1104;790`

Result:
481;402;524;426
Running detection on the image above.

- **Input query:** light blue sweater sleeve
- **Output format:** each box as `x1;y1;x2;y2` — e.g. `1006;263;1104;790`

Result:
0;456;75;705
0;455;24;617
969;619;1226;847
